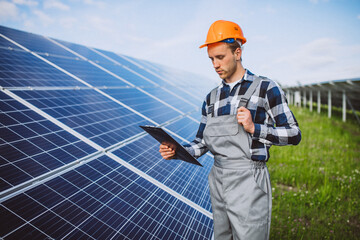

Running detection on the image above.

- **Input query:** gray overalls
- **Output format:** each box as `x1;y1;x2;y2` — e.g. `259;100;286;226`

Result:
203;77;272;240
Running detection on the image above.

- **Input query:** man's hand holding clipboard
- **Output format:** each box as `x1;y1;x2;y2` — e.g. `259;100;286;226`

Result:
140;126;202;167
159;141;177;160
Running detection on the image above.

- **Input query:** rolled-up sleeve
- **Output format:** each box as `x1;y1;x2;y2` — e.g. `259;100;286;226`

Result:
252;82;301;146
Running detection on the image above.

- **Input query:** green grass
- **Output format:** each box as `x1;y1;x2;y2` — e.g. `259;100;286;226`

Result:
269;106;360;239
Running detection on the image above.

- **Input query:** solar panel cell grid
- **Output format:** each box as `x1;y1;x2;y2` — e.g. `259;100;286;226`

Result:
99;62;157;86
1;155;213;239
43;54;129;87
165;116;200;139
0;26;214;239
104;88;181;123
112;134;213;211
97;49;170;85
0;26;75;58
144;87;197;113
0;35;21;49
0;48;84;87
12;89;151;148
53;40;159;87
54;39;114;64
0;93;97;192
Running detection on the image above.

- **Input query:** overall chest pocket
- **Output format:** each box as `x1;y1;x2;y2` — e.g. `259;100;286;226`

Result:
205;115;240;137
206;122;240;137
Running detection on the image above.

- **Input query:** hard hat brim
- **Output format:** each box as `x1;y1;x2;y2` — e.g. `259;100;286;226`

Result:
199;43;208;49
199;37;247;49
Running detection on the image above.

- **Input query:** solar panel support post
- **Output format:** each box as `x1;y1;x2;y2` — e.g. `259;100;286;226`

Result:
309;90;313;112
295;91;301;107
342;90;346;122
346;96;360;125
288;91;292;105
286;90;290;105
303;90;307;108
317;90;321;114
292;91;295;106
328;90;332;118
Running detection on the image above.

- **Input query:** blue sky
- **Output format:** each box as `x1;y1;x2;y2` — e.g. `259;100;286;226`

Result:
0;0;359;86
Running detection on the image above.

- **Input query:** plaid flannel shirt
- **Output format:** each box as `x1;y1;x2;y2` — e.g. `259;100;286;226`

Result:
184;69;301;161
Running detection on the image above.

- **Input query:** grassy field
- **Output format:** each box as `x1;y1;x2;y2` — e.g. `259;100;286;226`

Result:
268;106;360;239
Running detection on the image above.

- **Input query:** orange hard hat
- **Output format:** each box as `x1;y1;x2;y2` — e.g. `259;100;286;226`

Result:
199;20;247;48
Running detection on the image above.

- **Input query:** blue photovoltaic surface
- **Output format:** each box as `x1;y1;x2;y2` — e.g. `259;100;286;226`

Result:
54;40;154;87
55;39;113;64
0;91;97;192
112;133;213;212
97;48;209;104
0;47;86;87
0;27;130;87
12;89;152;148
159;67;214;98
0;25;214;239
104;88;182;123
165;115;202;139
0;26;75;58
0;35;21;50
97;49;170;86
43;54;130;87
1;155;213;239
189;110;203;121
144;87;197;113
123;55;210;95
51;38;157;87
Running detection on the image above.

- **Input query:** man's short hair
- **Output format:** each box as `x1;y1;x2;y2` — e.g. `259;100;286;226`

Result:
227;40;242;53
226;40;243;61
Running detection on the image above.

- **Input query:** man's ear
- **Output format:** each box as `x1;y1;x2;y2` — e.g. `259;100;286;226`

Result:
235;47;242;61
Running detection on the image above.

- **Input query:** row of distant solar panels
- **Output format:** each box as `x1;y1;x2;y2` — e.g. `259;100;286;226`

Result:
0;25;214;239
283;78;360;111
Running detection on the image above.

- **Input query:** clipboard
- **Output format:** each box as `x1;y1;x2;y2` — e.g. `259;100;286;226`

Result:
140;125;202;167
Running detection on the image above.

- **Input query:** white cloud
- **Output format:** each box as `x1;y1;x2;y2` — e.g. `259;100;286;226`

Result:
309;0;329;4
0;1;18;21
264;5;276;14
82;0;106;9
59;17;77;29
86;15;115;33
33;9;54;26
23;18;34;27
269;38;360;85
12;0;38;7
43;0;69;11
357;15;360;20
276;38;338;71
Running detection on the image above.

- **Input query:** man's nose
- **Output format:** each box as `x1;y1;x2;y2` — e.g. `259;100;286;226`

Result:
213;59;220;69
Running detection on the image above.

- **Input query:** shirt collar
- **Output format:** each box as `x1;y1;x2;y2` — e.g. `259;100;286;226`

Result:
221;69;254;87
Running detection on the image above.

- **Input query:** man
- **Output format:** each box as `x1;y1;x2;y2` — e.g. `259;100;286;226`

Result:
159;20;301;240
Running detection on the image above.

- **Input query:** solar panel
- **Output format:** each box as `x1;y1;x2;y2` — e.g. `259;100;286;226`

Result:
12;89;152;148
0;91;97;192
0;47;85;87
2;156;213;239
0;25;215;239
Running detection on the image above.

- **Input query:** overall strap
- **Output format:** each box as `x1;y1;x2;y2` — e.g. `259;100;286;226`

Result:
208;87;218;117
209;87;218;106
238;76;262;108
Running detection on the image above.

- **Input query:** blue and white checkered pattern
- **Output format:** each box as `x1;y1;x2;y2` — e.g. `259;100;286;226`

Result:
184;69;301;161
